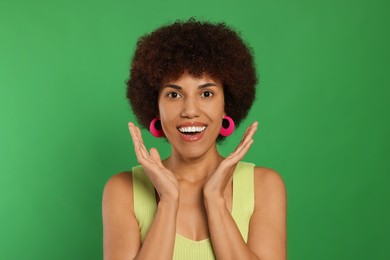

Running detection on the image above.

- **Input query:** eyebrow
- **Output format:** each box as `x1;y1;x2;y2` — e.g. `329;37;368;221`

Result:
162;82;217;90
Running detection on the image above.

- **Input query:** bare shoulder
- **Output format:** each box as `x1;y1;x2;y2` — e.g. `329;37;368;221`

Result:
253;166;286;210
247;166;287;258
102;171;134;213
102;171;142;259
104;171;133;189
253;166;286;189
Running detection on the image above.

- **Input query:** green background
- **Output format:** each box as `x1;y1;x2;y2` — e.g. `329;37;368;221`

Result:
1;0;389;259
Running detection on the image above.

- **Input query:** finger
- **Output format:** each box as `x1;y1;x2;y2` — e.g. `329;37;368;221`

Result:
134;125;145;145
129;123;144;158
149;149;178;187
128;122;139;144
229;124;257;159
236;121;258;148
244;123;258;142
227;139;254;165
129;123;144;145
242;121;257;137
128;126;174;187
150;147;162;163
129;125;148;158
131;126;152;161
150;148;177;178
234;124;258;155
242;121;258;140
229;140;254;164
129;124;148;159
128;124;155;165
150;148;171;176
235;138;254;159
137;134;160;167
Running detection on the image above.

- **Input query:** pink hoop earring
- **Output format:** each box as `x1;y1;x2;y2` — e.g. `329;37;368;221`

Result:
149;117;164;137
220;115;235;137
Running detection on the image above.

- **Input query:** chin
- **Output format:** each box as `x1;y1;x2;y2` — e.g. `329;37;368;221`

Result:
174;142;217;161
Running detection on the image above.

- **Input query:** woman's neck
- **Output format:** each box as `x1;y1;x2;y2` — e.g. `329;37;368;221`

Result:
162;146;224;183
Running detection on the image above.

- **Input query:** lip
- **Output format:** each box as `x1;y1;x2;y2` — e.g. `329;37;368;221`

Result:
177;122;208;128
178;129;206;142
177;122;208;142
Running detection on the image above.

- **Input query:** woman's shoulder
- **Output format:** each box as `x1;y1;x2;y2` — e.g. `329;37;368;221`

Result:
104;171;133;191
253;166;285;186
102;171;134;212
102;171;142;258
252;165;286;208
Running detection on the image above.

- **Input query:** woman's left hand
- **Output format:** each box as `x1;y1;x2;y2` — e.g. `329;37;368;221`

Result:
203;121;258;200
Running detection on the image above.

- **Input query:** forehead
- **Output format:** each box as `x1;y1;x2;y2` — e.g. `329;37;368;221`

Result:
163;71;222;88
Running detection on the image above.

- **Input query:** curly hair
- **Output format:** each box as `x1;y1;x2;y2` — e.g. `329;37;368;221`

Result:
126;18;258;142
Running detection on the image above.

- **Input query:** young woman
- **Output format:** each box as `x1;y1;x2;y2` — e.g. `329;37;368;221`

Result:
102;19;286;260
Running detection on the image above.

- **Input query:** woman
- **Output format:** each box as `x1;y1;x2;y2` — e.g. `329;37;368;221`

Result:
102;19;286;259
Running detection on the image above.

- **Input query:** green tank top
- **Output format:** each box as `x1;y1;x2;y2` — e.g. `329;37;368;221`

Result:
132;161;255;259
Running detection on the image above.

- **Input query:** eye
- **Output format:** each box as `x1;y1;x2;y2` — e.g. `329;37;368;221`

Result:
201;91;214;98
167;92;181;99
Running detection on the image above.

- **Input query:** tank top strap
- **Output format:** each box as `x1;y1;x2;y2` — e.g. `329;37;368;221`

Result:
231;161;255;243
132;166;157;242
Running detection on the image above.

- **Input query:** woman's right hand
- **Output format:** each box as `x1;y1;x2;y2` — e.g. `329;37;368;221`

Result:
128;122;180;203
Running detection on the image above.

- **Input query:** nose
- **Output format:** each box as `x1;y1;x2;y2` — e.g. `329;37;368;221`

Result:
180;97;200;118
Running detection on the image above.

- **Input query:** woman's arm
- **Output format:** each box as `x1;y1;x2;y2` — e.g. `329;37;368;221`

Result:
134;199;179;260
102;172;179;260
123;122;180;259
204;167;286;260
103;123;181;259
203;122;286;259
102;172;141;260
247;168;287;259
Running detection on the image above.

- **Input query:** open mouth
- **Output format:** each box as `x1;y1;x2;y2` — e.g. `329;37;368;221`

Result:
178;126;207;135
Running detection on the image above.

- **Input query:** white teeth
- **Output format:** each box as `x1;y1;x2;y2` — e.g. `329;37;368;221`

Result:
178;126;206;133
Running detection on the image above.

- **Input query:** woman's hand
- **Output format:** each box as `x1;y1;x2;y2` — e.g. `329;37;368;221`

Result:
203;121;258;200
128;122;180;202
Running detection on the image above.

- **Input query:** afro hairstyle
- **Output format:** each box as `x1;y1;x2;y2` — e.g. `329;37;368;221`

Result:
126;18;258;142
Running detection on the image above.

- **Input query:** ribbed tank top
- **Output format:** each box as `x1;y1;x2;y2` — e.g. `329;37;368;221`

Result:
132;161;255;259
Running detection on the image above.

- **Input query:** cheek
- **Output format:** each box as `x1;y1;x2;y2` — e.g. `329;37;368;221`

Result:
157;100;168;118
158;103;173;119
158;103;179;133
207;98;225;117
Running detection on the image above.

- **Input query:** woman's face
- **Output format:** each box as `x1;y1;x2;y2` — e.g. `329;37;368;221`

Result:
158;71;225;159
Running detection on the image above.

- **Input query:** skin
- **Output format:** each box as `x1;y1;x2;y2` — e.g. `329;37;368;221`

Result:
102;72;287;259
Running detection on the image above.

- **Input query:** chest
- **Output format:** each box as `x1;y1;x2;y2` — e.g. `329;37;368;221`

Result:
133;162;255;244
175;180;233;241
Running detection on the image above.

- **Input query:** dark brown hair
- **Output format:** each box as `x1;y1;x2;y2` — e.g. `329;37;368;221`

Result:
126;18;258;142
